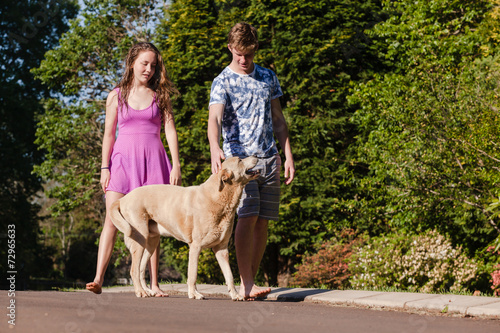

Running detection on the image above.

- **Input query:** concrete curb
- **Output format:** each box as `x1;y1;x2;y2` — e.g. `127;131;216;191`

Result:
95;283;500;319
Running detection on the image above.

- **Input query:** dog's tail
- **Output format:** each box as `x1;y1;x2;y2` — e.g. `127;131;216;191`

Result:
109;200;133;237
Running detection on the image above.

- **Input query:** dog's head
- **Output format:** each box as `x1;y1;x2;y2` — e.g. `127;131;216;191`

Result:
219;156;259;191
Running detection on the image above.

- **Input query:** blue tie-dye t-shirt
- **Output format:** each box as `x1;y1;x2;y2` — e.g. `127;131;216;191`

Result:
209;65;283;158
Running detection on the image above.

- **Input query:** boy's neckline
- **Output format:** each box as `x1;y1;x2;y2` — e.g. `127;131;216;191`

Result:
227;64;256;76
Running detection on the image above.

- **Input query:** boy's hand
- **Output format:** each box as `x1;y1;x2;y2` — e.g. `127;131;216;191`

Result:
284;159;295;185
211;148;226;174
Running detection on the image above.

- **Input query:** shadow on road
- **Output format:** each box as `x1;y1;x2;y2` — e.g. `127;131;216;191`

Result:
269;288;333;302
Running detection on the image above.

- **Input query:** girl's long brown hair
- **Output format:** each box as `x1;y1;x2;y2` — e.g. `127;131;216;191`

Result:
116;42;178;123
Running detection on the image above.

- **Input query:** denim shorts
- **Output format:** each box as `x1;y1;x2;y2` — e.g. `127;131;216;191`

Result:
237;154;281;221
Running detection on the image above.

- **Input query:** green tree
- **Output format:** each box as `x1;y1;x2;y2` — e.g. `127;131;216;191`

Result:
0;0;78;286
348;0;500;253
155;0;233;184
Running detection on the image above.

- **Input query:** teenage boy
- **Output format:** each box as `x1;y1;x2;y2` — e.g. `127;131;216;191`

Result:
208;22;295;300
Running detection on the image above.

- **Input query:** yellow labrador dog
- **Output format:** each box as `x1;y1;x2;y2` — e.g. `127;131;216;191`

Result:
110;156;259;300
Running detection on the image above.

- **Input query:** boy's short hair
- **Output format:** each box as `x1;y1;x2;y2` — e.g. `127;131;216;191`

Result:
228;22;258;52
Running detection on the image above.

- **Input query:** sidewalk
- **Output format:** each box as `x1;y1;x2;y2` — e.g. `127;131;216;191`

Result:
97;283;500;319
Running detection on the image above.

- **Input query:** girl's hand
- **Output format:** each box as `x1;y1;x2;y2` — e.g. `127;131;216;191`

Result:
100;169;110;192
169;164;182;186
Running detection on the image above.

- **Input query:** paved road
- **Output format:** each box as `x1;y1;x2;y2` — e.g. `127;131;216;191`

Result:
3;290;499;333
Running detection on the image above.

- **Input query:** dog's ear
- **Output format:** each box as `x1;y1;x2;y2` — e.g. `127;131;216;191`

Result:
219;169;234;191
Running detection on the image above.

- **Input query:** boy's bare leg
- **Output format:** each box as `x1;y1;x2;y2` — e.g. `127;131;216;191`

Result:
235;216;271;299
148;243;169;297
86;191;123;294
251;218;271;295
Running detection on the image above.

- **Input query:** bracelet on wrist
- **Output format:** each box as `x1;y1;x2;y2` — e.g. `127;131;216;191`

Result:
101;167;109;170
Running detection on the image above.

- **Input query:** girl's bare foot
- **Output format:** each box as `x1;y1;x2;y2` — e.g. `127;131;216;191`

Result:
152;285;169;297
86;282;102;294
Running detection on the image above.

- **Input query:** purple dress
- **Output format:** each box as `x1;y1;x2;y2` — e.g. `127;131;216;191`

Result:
106;89;172;194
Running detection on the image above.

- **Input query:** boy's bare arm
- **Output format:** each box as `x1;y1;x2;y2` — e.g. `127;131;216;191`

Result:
208;103;226;174
271;98;295;185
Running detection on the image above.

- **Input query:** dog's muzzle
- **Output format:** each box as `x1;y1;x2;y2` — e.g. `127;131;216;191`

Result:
246;169;260;177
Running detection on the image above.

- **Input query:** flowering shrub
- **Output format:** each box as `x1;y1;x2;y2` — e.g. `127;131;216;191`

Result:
486;245;500;296
349;230;478;293
290;229;365;289
492;267;500;296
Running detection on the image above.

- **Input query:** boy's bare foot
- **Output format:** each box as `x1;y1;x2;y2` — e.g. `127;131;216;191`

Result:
152;285;169;297
240;284;271;300
86;282;102;294
251;285;271;298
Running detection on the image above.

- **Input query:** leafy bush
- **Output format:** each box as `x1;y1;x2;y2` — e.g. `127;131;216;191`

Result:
491;267;500;296
290;230;365;289
483;245;500;296
349;230;479;293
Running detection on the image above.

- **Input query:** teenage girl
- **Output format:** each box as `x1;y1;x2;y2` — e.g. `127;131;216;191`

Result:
86;42;181;296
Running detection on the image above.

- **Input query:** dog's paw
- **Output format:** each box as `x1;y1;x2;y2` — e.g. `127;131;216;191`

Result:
144;288;155;297
135;289;150;298
188;292;205;300
229;290;244;301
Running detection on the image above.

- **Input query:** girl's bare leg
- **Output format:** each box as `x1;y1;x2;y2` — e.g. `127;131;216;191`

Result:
86;191;124;294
